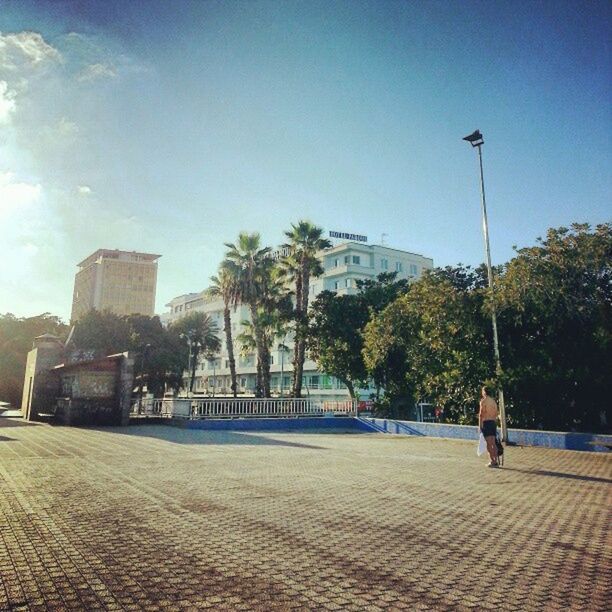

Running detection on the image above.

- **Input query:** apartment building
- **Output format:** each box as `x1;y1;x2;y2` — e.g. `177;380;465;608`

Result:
71;249;160;322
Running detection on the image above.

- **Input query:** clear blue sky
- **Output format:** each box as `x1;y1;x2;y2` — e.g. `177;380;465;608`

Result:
1;0;610;320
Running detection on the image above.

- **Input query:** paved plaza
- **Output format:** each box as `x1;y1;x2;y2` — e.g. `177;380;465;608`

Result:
0;419;610;611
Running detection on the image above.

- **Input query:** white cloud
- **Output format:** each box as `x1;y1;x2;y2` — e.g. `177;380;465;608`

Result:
78;62;117;82
0;171;42;218
0;81;16;124
0;31;61;71
77;185;92;195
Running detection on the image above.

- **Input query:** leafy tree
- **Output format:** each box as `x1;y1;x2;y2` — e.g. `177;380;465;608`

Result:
308;291;369;399
70;310;130;354
71;310;189;397
496;223;611;431
308;273;408;400
170;311;221;393
0;313;68;407
363;268;490;419
209;267;239;396
281;221;331;397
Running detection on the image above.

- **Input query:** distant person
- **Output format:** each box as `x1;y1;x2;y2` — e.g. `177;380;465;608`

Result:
479;386;499;468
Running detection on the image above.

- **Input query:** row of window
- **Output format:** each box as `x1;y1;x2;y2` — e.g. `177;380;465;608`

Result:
188;374;347;391
333;255;419;275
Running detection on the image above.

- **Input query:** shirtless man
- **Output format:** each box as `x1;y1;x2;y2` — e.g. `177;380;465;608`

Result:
479;386;499;467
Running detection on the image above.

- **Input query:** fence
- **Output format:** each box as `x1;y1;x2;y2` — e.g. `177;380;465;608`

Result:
132;397;357;419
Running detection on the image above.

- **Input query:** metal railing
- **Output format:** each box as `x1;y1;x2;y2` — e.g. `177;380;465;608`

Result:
132;397;357;419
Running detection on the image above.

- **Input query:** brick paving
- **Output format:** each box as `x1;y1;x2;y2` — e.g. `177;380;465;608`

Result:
0;418;610;611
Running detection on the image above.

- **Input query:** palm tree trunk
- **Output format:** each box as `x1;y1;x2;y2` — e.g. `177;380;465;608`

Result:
190;347;198;393
261;343;271;397
224;306;237;397
292;268;304;397
249;302;264;397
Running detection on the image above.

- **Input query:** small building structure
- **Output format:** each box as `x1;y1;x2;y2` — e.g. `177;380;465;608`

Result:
21;334;134;426
53;353;134;426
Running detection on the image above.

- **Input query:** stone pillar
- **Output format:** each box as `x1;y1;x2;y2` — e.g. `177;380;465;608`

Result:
21;334;64;421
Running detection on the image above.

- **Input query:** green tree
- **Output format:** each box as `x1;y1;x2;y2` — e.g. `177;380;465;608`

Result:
496;223;612;431
72;311;188;397
71;310;130;354
223;232;272;397
363;268;490;420
282;221;331;397
170;311;221;393
0;313;68;407
307;273;408;400
209;267;239;397
308;291;368;399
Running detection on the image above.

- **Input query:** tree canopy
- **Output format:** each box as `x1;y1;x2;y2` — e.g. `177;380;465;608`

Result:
0;313;68;407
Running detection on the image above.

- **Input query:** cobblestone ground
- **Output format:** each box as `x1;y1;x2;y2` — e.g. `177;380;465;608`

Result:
0;419;610;611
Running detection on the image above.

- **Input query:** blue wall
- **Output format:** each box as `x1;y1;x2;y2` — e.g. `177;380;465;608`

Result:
183;416;373;432
357;418;612;453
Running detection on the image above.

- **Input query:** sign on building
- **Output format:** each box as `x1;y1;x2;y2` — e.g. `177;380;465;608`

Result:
329;231;368;243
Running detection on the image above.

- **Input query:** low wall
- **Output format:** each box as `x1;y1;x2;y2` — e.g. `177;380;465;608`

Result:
358;418;612;453
55;397;123;426
181;416;373;433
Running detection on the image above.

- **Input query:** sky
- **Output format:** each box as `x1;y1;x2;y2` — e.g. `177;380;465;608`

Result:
0;0;610;321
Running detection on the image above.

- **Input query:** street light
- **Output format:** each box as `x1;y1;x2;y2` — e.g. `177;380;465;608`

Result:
463;129;508;442
137;343;152;414
278;342;289;397
179;332;200;395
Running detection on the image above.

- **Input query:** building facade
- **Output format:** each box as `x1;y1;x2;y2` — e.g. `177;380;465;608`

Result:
161;240;433;401
71;249;160;322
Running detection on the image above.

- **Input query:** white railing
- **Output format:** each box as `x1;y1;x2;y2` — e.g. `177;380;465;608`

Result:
132;397;357;419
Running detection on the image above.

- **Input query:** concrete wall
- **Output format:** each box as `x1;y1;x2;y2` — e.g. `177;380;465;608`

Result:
21;344;63;421
182;416;372;432
358;418;612;453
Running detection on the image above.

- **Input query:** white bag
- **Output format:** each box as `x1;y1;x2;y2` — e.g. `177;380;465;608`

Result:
477;432;487;456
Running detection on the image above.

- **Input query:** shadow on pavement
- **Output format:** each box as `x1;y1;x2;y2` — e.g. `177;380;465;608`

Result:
100;425;328;449
0;417;39;428
503;467;612;484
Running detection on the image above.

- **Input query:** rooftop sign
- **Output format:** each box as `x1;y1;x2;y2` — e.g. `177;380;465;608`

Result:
329;231;368;243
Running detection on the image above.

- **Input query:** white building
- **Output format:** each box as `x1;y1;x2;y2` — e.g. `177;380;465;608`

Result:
161;238;433;401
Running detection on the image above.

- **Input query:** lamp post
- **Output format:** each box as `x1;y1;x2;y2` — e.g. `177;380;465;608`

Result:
278;342;288;397
137;343;152;414
180;332;197;395
463;129;508;442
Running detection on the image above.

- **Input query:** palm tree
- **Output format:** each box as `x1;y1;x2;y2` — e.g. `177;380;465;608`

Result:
237;304;289;397
223;232;272;397
170;311;221;393
282;221;331;397
209;267;239;397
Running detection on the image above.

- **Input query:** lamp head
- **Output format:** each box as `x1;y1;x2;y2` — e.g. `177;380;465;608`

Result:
463;130;484;147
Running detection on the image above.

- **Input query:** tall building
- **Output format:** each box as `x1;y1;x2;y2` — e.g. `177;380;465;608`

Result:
71;249;161;322
161;237;433;401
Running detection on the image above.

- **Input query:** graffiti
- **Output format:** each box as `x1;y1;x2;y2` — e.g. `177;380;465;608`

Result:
68;349;97;363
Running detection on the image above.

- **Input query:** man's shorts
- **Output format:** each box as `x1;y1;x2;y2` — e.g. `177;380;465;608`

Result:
481;420;497;437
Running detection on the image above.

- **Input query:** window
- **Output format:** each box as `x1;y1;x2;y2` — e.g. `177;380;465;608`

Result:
410;264;418;276
345;278;351;288
334;281;339;290
352;255;360;265
395;262;403;272
344;255;350;264
334;258;339;267
381;258;388;270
